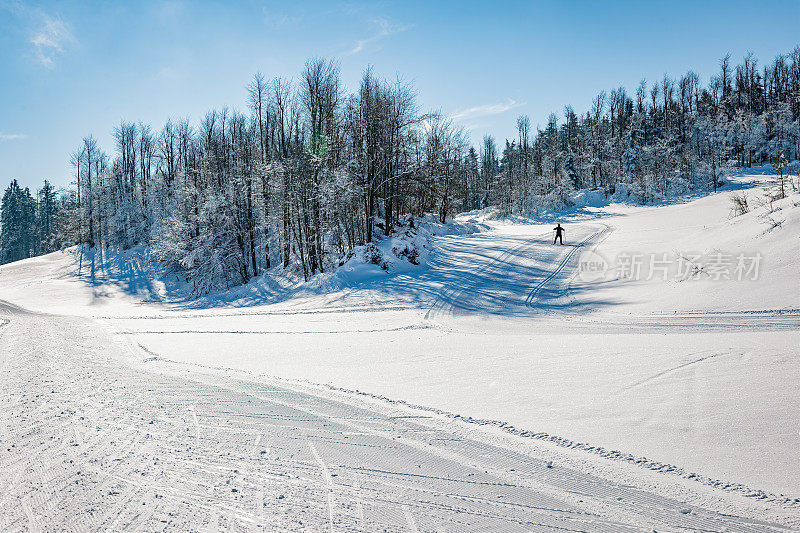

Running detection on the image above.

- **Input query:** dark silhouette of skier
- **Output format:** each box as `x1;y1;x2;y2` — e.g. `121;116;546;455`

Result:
553;224;565;245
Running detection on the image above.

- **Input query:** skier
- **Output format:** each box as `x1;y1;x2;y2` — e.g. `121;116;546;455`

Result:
553;224;565;245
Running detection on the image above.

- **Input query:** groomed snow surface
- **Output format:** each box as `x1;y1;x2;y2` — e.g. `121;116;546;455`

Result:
1;170;799;531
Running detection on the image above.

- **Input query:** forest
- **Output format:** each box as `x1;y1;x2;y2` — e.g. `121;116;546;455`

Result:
2;47;799;293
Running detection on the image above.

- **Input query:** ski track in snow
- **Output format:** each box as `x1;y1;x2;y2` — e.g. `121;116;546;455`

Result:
307;440;335;532
425;229;551;319
425;223;620;318
525;224;611;307
116;324;433;335
616;349;734;394
1;300;796;531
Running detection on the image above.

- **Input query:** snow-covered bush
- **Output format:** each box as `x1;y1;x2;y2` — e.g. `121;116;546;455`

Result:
361;243;386;269
730;192;750;217
392;241;420;265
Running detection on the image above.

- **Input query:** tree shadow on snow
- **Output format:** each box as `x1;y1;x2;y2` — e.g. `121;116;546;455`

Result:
67;245;186;306
317;228;627;317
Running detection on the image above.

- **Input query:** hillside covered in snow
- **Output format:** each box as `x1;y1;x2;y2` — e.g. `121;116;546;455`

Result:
1;169;799;530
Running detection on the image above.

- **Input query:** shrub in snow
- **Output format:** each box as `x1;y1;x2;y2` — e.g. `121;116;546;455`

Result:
392;242;420;265
361;243;387;270
730;192;750;217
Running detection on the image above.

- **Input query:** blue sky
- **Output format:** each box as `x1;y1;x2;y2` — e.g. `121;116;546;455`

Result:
1;0;798;190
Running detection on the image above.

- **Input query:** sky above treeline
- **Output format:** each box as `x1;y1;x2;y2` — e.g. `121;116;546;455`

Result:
1;0;798;190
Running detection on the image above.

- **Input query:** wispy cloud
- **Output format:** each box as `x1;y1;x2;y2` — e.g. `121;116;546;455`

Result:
262;6;296;28
345;17;406;56
0;133;29;142
30;14;74;68
451;98;524;121
1;0;26;16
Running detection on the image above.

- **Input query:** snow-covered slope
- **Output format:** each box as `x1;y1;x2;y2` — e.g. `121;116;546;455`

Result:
1;172;798;528
4;299;797;531
574;176;799;315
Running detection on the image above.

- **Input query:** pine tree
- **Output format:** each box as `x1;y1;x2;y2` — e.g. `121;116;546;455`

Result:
623;127;642;198
769;153;789;199
37;180;59;254
564;152;579;188
0;180;37;264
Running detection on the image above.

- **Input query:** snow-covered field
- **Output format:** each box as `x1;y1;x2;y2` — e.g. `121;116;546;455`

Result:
1;171;799;530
